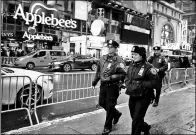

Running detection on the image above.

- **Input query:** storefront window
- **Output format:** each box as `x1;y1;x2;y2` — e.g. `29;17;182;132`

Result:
160;24;174;46
8;3;16;13
7;16;15;24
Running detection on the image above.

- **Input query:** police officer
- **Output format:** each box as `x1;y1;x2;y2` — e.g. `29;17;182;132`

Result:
92;40;126;135
125;46;159;135
148;46;168;107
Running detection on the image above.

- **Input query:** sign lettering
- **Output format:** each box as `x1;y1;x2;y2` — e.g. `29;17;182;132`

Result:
1;32;14;37
13;3;77;29
126;14;133;23
22;31;53;41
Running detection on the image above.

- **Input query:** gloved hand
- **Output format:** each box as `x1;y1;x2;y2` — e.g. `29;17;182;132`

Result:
101;76;111;82
155;68;160;72
111;74;118;80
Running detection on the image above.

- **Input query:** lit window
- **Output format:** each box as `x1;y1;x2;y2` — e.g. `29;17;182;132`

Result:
161;24;174;46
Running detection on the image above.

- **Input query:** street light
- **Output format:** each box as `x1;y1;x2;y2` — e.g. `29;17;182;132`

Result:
85;0;94;55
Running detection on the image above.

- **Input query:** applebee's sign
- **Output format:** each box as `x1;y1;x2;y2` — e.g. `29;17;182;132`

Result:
13;2;77;29
22;31;53;41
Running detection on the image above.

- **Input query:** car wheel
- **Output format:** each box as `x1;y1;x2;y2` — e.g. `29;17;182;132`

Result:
91;63;97;71
63;63;72;72
16;85;43;107
26;62;35;70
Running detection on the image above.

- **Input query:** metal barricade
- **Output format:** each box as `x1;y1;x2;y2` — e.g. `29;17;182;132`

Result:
1;75;33;126
185;68;196;86
168;68;186;91
161;71;169;92
33;72;100;124
1;57;18;65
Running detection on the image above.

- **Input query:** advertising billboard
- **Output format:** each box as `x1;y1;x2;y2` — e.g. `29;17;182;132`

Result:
123;1;149;14
74;1;92;21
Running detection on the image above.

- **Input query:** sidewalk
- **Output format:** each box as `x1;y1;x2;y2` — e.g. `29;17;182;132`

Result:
4;86;195;134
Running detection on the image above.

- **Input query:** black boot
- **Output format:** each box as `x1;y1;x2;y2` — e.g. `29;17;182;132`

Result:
152;101;158;107
113;112;122;125
144;125;151;135
102;128;112;135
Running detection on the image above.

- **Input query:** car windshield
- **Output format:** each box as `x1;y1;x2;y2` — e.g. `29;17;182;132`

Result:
1;68;14;73
26;51;36;56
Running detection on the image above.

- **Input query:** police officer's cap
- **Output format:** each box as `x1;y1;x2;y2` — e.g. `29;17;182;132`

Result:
131;46;140;54
106;40;119;48
131;46;146;56
153;46;161;51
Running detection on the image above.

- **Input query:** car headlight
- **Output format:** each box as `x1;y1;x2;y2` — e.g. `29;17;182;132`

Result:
54;62;62;65
19;58;25;61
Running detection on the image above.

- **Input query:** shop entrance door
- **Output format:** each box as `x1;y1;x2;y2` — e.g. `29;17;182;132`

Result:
96;49;100;59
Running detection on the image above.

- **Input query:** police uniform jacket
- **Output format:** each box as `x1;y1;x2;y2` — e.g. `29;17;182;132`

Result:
92;53;126;86
125;60;158;97
148;54;168;78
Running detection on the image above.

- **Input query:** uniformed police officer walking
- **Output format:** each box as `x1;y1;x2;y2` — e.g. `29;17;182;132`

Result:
125;46;159;135
148;46;168;107
92;40;126;135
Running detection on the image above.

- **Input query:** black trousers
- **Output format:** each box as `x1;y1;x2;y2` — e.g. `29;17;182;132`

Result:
129;94;152;135
155;77;163;103
99;83;121;129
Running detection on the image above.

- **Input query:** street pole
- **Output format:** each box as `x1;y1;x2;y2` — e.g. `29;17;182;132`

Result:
85;0;94;56
0;0;2;133
86;0;88;56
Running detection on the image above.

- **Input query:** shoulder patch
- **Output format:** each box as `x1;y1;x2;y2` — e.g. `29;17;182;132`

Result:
150;68;157;75
119;63;125;68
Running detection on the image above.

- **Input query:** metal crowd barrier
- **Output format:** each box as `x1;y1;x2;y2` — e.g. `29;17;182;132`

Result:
1;75;33;126
1;57;18;65
33;72;100;124
161;71;170;92
1;68;195;126
185;67;196;85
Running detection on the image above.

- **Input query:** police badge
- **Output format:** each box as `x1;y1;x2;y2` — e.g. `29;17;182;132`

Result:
138;67;144;76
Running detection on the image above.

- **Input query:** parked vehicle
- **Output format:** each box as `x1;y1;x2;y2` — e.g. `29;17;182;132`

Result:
166;55;191;70
1;67;53;107
48;55;99;72
13;50;66;70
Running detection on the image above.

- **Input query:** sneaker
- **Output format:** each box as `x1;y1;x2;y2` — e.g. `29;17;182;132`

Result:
113;112;122;125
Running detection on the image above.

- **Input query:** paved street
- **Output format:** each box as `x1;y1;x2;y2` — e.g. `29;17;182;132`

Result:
3;86;195;134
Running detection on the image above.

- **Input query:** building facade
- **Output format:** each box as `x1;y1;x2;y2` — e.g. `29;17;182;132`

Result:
1;0;153;58
175;0;196;46
152;0;189;56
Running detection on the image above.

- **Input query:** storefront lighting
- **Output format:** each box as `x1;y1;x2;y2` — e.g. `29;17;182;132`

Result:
136;12;140;15
114;5;118;8
145;15;149;19
121;7;124;10
132;11;136;14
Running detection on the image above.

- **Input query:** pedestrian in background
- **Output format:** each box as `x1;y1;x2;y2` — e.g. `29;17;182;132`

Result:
92;40;126;135
125;46;158;135
147;46;168;107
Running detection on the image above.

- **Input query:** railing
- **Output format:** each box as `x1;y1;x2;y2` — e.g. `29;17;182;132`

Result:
1;75;33;126
1;57;18;65
33;72;100;124
1;68;195;127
